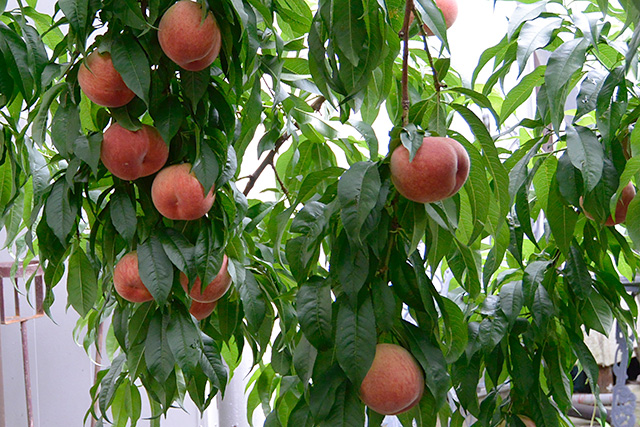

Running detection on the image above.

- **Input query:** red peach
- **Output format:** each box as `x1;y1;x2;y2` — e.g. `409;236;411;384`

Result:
101;123;169;180
113;252;154;303
158;1;222;71
581;182;636;226
180;255;232;303
360;343;425;415
78;51;135;108
390;136;470;203
189;299;217;320
151;163;215;220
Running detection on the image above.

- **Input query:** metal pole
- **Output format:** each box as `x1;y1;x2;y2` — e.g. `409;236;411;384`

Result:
20;320;33;427
90;323;104;427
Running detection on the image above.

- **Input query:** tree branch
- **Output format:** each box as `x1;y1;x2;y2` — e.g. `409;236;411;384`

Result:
242;96;325;197
243;133;290;196
400;0;413;127
415;10;442;94
271;162;292;203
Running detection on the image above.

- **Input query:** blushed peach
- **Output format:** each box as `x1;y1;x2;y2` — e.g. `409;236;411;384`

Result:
180;255;232;303
390;136;469;203
113;252;153;303
151;163;215;220
78;51;135;107
158;1;222;71
360;343;425;415
581;182;636;226
101;123;169;180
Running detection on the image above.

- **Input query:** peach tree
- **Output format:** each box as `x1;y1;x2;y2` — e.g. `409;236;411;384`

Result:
0;0;640;425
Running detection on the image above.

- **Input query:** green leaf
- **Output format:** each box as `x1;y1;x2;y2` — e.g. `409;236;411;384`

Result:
628;196;640;249
51;98;81;158
349;120;379;160
238;272;267;332
446;87;499;128
58;0;89;40
582;291;613;335
335;296;377;387
297;276;333;349
111;35;151;104
566;125;603;192
532;283;554;328
0;23;35;100
145;311;175;383
400;123;425;161
545;38;588;129
414;0;449;50
575;70;606;120
181;68;209;111
338;161;381;245
567;329;601;397
67;245;98;317
626;19;640;71
595;66;627;144
45;180;75;244
546;176;578;255
330;0;366;66
32;83;65;146
201;334;228;394
137;233;173;303
451;105;510;228
73;133;102;176
404;321;451;410
166;306;201;375
331;232;369;305
500;66;545;123
522;260;551;306
499;281;524;326
150;96;184;143
192;141;219;195
440;297;468;363
319;381;365;427
507;2;547;40
99;353;126;415
516;17;563;73
158;228;195;277
110;189;137;242
508;138;544;202
234;77;262;160
565;244;592;300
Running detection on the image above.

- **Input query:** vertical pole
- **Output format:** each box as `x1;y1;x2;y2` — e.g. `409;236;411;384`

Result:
20;321;33;427
90;322;104;427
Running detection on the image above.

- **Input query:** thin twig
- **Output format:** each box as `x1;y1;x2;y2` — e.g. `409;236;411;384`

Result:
271;162;292;203
243;133;290;196
414;10;442;94
400;0;413;127
242;96;325;197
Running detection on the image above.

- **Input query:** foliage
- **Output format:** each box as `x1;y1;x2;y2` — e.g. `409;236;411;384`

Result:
1;0;640;425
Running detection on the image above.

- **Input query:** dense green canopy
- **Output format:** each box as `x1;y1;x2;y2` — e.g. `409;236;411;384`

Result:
1;0;640;425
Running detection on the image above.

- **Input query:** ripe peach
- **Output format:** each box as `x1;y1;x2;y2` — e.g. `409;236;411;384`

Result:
410;0;458;36
158;0;222;71
390;136;470;203
189;300;217;320
360;343;425;415
581;182;636;226
180;255;232;302
151;163;215;220
78;51;135;107
113;252;154;303
101;123;169;180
